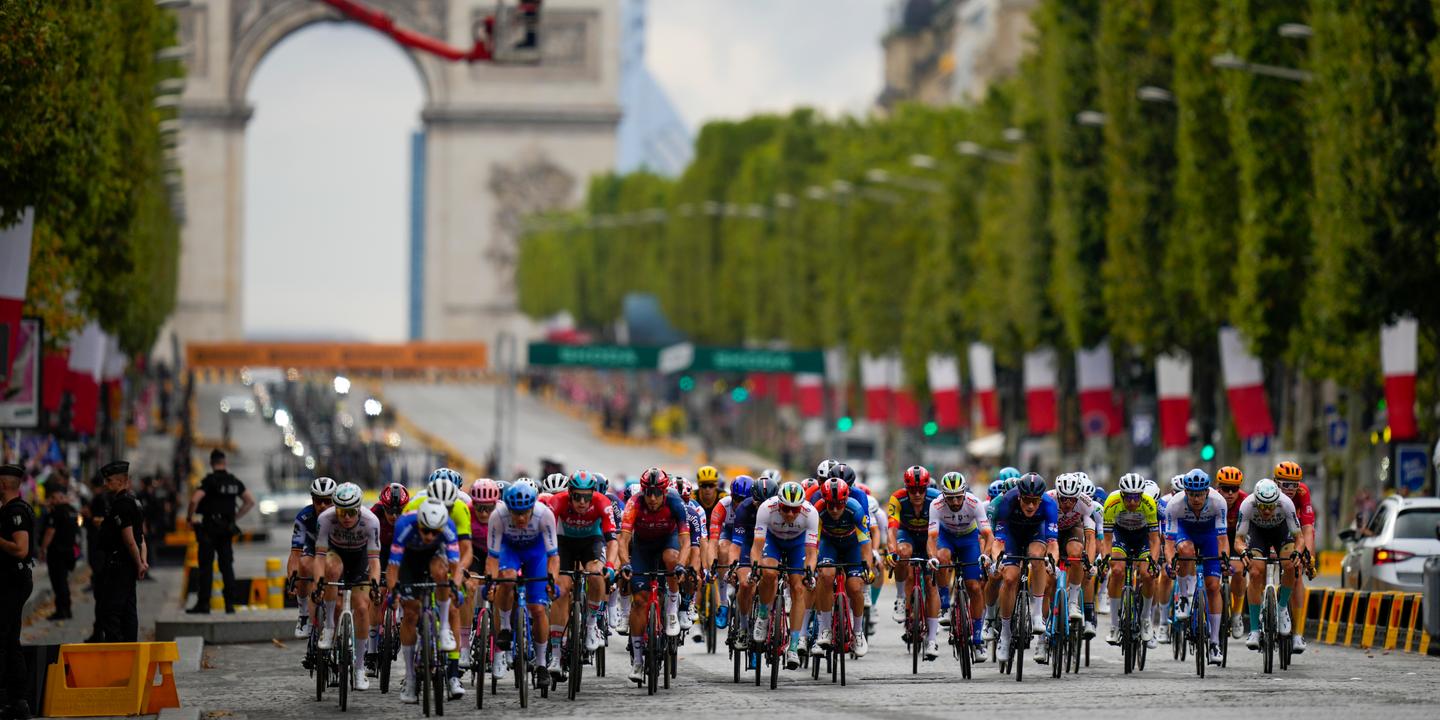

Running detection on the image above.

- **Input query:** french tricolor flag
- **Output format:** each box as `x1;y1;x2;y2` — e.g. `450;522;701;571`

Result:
796;373;824;418
1219;327;1274;439
66;322;107;435
0;208;35;373
927;354;964;430
1156;353;1192;448
1076;343;1123;437
1024;348;1058;435
968;342;999;429
861;354;892;422
891;356;921;428
1381;317;1418;440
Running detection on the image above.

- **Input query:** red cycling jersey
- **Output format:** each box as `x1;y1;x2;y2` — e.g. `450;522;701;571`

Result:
1223;490;1249;536
620;491;689;543
370;502;398;555
546;492;617;539
1286;482;1315;527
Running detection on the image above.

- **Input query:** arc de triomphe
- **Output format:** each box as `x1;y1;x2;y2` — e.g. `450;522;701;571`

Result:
166;0;618;347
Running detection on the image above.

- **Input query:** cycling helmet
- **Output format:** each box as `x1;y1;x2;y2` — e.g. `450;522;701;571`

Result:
1274;461;1303;482
816;459;838;478
1216;466;1244;488
594;472;609;494
639;467;670;493
996;467;1022;483
1253;479;1282;505
379;482;409;512
818;477;849;506
1055;473;1084;499
730;474;753;500
472;478;501;504
622;476;641;502
1142;481;1160;501
987;480;1005;500
427;476;460;508
939;471;968;497
697;465;721;485
513;476;537;493
1077;475;1096;498
674;476;693;501
759;469;783;486
1182;468;1211;492
1169;475;1185;494
310;477;338;498
903;465;931;488
494;479;511;495
752;475;779;503
828;463;858;487
1015;472;1046;496
334;482;363;510
503;482;537;512
568;470;598;493
776;481;806;508
541;472;568;495
417;500;449;531
1117;473;1147;495
801;477;819;494
427;467;463;489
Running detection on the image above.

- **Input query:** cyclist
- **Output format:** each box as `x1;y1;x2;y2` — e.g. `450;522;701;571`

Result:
545;469;617;679
749;480;819;670
314;483;381;690
709;474;752;629
289;477;336;639
725;475;774;651
366;482;408;675
485;482;560;681
461;478;499;676
1102;473;1162;646
1153;474;1183;641
1215;465;1248;639
1274;460;1314;653
981;467;1022;640
617;467;691;683
812;477;873;658
386;500;460;705
1046;473;1096;644
675;476;707;631
824;463;885;615
1165;468;1229;665
992;472;1059;661
404;469;473;695
694;465;727;530
540;472;568;503
1235;478;1302;651
886;466;941;624
1076;473;1107;626
926;471;993;662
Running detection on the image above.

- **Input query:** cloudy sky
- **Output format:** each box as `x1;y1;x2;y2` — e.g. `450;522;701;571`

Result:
243;1;886;341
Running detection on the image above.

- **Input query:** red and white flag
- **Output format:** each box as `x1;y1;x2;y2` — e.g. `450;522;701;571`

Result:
796;373;824;418
1024;348;1058;435
927;354;964;430
1219;327;1274;439
1381;317;1418;441
0;208;35;370
1076;344;1123;437
861;354;892;422
1156;353;1192;448
66;322;107;435
774;373;796;406
891;356;921;429
968;342;999;429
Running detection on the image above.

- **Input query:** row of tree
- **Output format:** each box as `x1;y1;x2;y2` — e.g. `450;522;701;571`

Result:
516;0;1440;444
1;0;183;354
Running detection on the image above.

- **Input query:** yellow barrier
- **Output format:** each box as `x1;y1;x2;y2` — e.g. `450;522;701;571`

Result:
43;642;180;717
267;557;285;609
1317;550;1344;576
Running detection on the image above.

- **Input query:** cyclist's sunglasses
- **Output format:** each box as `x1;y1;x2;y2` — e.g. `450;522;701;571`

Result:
337;508;359;518
1217;486;1240;493
697;481;718;488
643;487;666;497
1018;493;1042;502
418;526;440;538
473;503;496;514
1278;481;1299;490
570;491;594;503
312;496;334;506
1121;492;1143;502
1185;488;1210;497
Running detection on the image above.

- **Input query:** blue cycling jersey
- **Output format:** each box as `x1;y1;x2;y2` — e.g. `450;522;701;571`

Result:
816;496;870;542
993;488;1059;544
291;505;319;554
388;512;460;566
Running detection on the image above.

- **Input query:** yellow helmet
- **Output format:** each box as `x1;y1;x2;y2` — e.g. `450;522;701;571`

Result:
696;465;721;486
1273;461;1303;482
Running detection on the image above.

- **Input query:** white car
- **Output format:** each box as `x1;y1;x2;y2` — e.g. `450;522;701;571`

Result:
1339;497;1440;592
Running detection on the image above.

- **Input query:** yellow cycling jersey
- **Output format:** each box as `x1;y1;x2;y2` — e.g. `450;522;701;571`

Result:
1102;493;1159;535
404;491;473;539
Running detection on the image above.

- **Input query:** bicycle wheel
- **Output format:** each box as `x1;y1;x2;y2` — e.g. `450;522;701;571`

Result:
515;604;530;709
955;588;972;680
1121;587;1135;675
338;614;352;712
732;613;743;683
1262;588;1276;674
378;607;393;694
1049;592;1062;679
1014;609;1026;683
705;580;719;654
909;579;922;674
567;591;583;700
419;617;433;717
432;629;445;717
473;606;487;709
647;601;661;695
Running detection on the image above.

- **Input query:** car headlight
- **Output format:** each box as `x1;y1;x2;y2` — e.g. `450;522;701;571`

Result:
259;499;279;515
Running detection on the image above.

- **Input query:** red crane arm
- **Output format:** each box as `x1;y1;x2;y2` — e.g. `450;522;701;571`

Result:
318;0;493;62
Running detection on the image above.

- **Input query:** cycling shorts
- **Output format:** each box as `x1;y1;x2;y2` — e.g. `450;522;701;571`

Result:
762;534;808;575
330;546;371;586
935;531;983;581
396;547;442;599
1246;524;1295;559
1173;524;1223;577
1108;530;1152;561
497;542;551;606
1057;524;1087;549
558;536;606;570
817;536;865;577
895;528;929;559
629;535;679;594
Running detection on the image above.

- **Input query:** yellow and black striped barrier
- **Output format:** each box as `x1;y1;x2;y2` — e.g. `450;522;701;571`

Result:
1303;587;1434;656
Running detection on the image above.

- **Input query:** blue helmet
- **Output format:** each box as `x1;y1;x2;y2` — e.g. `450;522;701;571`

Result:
503;482;537;512
730;474;753;501
428;467;463;489
593;472;609;494
751;475;779;503
1015;472;1047;496
987;480;1005;500
1182;468;1211;492
568;470;599;492
997;467;1022;483
1092;485;1108;502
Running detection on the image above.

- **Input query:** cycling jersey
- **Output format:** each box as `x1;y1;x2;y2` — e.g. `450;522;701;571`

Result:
370;502;399;561
866;494;886;547
546;492;617;540
291;505;320;556
813;496;870;543
1158;493;1174;535
1102;493;1160;536
1163;490;1228;540
696;489;727;528
620;490;689;544
927;493;989;538
1236;493;1301;537
992;489;1059;545
1045;490;1097;533
684;498;707;547
388;513;460;566
486;504;560;558
1223;490;1249;536
708;495;735;540
314;506;381;556
1284;482;1315;527
753;497;820;547
724;497;761;548
404;490;473;539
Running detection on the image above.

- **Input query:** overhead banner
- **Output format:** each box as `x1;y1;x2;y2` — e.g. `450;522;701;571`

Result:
0;318;41;428
189;342;491;370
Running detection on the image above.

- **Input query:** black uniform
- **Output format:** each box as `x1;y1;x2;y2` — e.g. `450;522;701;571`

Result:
193;470;246;612
95;491;145;643
44;503;78;616
83;491;110;643
0;497;34;708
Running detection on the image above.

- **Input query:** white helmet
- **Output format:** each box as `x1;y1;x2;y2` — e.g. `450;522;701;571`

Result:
427;477;460;508
1142;479;1160;501
1117;473;1147;495
816;459;837;478
1253;479;1282;505
417;500;449;530
310;477;338;498
1075;473;1095;498
514;476;537;493
541;472;568;495
427;467;463;488
1056;473;1084;499
334;482;363;510
759;468;783;485
1169;475;1185;494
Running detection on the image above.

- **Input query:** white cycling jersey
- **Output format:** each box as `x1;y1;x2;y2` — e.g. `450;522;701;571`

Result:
1236;493;1301;536
315;506;381;555
1164;489;1228;536
927;493;989;536
486;503;559;556
867;494;886;545
1045;490;1097;532
753;497;819;546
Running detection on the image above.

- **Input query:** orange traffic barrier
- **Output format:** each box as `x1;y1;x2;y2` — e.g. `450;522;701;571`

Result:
43;642;180;717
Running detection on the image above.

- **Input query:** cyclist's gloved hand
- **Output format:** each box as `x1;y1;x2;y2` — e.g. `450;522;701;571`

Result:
802;569;817;590
619;564;633;578
926;557;940;571
673;565;688;579
604;566;618;584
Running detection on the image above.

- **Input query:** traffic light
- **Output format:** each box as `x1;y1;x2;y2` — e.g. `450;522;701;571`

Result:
730;386;749;403
678;375;695;392
836;416;854;432
923;421;938;437
1200;444;1216;462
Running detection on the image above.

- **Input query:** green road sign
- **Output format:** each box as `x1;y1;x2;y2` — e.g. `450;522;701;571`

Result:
527;342;660;369
687;346;825;374
528;342;826;374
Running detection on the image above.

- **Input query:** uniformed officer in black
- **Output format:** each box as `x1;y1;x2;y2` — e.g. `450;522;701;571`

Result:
186;449;254;614
39;485;79;620
94;461;147;643
0;464;35;719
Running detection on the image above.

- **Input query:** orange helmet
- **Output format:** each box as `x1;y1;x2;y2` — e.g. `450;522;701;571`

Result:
1273;461;1303;482
1216;466;1244;488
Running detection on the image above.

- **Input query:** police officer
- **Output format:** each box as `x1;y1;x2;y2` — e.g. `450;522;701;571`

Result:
40;485;79;620
94;461;147;643
0;464;35;719
186;449;254;614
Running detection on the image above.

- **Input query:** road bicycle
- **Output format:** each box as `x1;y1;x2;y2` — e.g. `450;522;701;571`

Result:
396;581;450;717
319;579;374;711
997;554;1053;683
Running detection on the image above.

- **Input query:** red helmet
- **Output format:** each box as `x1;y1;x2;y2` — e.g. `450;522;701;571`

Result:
639;467;670;493
818;478;849;506
802;477;820;493
379;483;409;512
903;465;931;488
